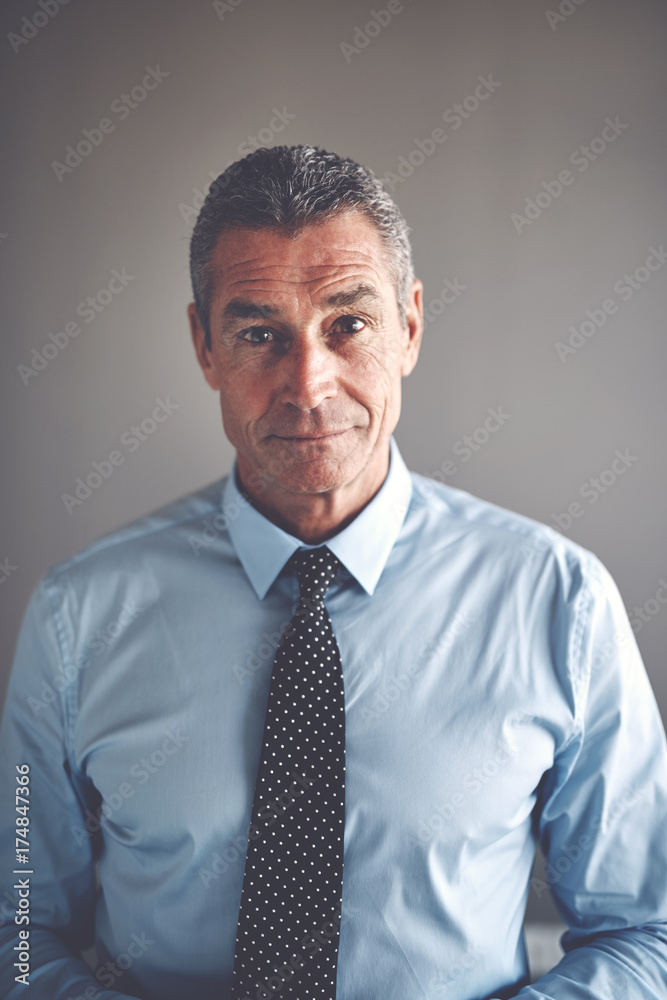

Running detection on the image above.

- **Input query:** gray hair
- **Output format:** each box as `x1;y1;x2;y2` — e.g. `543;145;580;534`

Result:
189;144;415;348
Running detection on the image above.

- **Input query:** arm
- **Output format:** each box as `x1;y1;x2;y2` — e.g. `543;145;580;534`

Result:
511;555;667;999
0;580;139;999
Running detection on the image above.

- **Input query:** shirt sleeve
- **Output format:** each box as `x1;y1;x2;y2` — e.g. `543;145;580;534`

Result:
0;578;139;1000
508;553;667;999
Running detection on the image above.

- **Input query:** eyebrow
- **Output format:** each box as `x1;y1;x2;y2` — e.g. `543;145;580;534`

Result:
221;283;382;322
222;300;277;320
322;283;382;309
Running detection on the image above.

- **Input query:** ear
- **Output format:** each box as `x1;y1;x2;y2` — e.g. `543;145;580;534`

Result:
188;302;221;390
401;278;424;377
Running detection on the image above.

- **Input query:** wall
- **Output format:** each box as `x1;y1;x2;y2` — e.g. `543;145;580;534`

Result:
1;0;666;929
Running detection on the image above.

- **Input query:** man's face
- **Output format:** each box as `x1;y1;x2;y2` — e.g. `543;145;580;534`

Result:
189;211;422;506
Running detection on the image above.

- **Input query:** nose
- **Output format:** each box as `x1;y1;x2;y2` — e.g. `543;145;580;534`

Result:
279;335;338;412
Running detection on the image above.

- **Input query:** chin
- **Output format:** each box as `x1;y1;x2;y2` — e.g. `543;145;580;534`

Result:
278;461;355;495
261;432;366;485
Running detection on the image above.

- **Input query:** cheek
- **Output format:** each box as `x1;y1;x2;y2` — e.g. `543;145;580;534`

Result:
218;376;251;427
347;344;402;398
347;338;400;382
217;362;279;439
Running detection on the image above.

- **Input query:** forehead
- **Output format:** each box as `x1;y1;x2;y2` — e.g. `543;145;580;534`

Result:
208;212;394;308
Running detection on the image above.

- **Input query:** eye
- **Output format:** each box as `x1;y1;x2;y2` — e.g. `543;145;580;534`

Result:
239;327;275;345
334;315;366;335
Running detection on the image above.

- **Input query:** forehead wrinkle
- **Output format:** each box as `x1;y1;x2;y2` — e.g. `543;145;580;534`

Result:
219;237;382;266
222;257;381;280
224;275;386;312
224;261;385;295
218;279;388;329
212;237;392;320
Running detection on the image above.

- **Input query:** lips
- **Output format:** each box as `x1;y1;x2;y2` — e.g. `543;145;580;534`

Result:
273;430;348;440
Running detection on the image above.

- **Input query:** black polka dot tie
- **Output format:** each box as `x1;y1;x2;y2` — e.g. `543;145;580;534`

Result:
231;546;346;1000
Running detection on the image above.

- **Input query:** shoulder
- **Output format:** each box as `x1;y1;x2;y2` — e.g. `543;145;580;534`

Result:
9;478;232;695
405;471;606;590
43;476;228;587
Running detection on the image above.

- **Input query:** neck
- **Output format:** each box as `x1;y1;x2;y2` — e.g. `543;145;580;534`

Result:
236;444;391;544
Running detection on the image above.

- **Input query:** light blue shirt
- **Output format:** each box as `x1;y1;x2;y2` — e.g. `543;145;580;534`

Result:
1;437;667;1000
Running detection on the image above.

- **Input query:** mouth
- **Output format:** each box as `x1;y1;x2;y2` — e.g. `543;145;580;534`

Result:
273;429;350;441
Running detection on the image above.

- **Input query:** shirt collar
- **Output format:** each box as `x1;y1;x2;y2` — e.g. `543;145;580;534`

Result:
222;436;412;599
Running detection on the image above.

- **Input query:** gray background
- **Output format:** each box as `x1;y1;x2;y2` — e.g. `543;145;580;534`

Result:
1;0;665;942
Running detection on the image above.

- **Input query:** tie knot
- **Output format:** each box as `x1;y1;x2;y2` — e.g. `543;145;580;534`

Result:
289;546;340;604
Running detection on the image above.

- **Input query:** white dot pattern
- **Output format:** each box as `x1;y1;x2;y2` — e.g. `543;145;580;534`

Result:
230;547;346;1000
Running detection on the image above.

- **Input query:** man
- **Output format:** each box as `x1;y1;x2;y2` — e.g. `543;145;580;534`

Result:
1;145;666;1000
